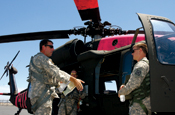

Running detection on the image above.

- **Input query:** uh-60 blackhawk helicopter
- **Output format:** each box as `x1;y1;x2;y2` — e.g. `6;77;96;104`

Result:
0;0;175;115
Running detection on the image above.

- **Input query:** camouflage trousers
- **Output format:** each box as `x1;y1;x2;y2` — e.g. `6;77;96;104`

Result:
129;102;151;115
31;97;52;115
58;99;78;115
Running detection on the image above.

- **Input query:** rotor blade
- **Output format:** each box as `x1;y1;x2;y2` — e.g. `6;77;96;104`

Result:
0;51;20;80
0;93;11;95
8;50;20;67
126;30;145;34
0;69;8;80
0;30;71;43
74;0;101;22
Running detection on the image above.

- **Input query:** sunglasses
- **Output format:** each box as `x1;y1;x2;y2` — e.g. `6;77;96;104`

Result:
45;45;54;49
71;73;77;75
132;49;139;53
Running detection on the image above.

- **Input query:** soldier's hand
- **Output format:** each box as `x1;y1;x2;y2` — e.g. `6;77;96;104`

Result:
75;79;85;91
118;85;125;97
70;76;85;91
119;85;125;90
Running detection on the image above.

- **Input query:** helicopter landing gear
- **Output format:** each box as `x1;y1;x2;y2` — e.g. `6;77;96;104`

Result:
15;108;22;115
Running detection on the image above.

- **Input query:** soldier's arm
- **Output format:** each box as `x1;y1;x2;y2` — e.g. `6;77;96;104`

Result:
79;89;87;99
38;55;84;91
35;55;70;83
119;63;148;95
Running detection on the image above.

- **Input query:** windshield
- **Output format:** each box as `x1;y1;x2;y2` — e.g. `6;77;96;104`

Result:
151;19;175;65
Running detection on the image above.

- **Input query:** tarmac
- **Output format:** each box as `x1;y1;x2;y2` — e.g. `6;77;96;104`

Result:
0;105;31;115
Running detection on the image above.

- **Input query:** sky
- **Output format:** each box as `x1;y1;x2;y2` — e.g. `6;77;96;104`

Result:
0;0;175;100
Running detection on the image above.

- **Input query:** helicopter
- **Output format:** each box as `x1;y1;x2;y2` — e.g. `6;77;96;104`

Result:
0;0;175;115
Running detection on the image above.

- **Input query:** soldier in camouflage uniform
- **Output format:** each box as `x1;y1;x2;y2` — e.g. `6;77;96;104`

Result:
118;43;151;115
28;39;84;115
58;70;87;115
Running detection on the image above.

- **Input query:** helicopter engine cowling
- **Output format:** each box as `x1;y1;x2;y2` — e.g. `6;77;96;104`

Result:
51;39;85;68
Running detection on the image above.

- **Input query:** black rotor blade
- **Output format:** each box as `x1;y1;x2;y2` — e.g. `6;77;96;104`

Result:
8;50;20;67
0;30;71;43
0;69;8;80
74;0;101;22
0;51;20;80
126;30;145;34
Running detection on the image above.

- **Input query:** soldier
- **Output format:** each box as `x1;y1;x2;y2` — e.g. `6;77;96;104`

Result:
58;69;87;115
28;39;84;115
118;43;151;115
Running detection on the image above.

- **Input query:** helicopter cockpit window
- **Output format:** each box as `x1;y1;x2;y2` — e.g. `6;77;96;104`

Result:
151;19;175;65
104;80;118;94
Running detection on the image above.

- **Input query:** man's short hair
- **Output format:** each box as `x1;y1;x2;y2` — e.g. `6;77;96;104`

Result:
133;43;148;54
39;39;53;51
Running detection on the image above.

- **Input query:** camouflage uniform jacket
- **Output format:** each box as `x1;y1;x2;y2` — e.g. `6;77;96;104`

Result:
119;57;151;114
28;52;70;109
58;88;86;115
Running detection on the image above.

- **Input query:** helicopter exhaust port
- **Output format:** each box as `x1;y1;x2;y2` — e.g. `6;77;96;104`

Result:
51;39;85;68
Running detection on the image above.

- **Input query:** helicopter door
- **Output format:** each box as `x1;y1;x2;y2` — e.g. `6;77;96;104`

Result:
137;13;175;112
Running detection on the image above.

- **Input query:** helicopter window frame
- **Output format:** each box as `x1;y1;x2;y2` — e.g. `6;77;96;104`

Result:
150;19;175;65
